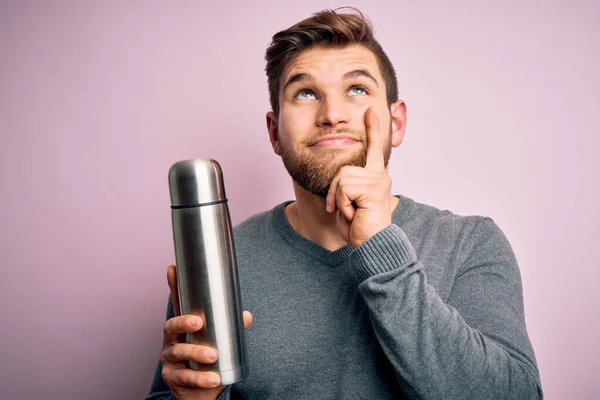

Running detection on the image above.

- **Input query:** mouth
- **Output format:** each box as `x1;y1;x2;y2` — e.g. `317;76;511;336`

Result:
309;135;362;148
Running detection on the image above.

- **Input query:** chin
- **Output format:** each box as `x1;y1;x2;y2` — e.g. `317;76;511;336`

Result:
281;144;368;198
326;151;366;169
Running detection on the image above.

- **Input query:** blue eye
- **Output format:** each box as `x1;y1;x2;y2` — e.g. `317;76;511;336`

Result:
296;90;317;100
349;86;367;96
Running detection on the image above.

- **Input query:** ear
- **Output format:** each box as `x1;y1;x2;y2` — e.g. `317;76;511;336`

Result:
389;100;407;148
266;111;282;155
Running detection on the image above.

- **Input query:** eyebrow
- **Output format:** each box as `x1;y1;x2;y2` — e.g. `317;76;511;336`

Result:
282;69;379;93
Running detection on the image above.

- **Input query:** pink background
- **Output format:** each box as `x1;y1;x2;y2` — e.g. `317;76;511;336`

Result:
1;1;598;398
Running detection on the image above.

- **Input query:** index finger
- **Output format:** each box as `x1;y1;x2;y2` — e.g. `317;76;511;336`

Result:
364;106;385;171
167;265;181;317
163;315;203;345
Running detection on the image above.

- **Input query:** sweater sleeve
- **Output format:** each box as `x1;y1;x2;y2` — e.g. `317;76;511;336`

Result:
349;218;543;399
145;295;232;400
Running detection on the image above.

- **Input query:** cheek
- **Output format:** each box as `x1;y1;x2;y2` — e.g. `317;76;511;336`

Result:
279;108;315;145
352;98;388;119
282;104;315;125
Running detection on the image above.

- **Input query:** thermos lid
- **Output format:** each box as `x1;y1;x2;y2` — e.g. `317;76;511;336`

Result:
168;159;227;207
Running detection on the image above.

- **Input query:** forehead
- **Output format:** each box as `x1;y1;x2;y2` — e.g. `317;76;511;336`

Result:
282;44;382;84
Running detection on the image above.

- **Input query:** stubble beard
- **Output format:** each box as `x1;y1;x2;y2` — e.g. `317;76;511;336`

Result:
280;125;393;199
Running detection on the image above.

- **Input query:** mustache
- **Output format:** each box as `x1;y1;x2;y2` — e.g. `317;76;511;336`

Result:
303;128;367;146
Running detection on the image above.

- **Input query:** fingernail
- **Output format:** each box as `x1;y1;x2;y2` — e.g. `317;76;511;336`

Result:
209;375;220;386
190;317;201;327
205;349;218;361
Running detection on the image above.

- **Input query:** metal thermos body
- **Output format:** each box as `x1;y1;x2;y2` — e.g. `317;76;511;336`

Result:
168;158;248;385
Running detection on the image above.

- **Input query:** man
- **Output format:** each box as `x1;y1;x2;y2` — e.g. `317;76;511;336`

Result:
147;8;543;400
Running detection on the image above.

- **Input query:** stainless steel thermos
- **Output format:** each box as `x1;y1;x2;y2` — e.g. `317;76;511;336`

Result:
168;158;249;385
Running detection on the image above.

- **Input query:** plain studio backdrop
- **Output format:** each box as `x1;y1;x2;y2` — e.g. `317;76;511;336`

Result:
1;1;598;399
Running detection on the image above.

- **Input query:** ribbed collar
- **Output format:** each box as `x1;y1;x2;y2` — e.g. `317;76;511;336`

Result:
271;195;415;267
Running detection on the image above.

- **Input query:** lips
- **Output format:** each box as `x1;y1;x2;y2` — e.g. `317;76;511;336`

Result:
310;135;362;147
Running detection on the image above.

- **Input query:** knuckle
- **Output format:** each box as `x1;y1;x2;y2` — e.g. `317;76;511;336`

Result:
189;345;201;362
174;369;187;386
171;343;185;360
180;369;201;388
163;320;171;335
164;316;183;335
384;180;392;192
159;348;169;364
377;174;390;189
339;165;352;175
179;369;192;387
161;366;171;383
384;173;391;185
327;187;337;200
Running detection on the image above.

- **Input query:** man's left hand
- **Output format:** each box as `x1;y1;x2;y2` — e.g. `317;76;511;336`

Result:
325;106;393;248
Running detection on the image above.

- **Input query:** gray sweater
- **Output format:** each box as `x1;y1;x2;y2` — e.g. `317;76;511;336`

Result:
147;195;542;399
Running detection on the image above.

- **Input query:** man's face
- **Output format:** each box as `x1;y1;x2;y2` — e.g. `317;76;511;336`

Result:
267;44;405;198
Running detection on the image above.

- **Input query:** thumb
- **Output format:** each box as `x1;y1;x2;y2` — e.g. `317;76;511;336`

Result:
243;311;253;329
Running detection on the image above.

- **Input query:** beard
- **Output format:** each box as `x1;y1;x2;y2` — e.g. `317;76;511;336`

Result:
280;125;393;198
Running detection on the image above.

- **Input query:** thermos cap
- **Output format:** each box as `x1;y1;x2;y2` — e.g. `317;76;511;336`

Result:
168;159;227;207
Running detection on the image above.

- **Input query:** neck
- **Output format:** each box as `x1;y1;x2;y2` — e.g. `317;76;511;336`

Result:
284;182;399;252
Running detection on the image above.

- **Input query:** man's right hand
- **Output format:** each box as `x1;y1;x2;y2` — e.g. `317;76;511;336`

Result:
160;265;253;400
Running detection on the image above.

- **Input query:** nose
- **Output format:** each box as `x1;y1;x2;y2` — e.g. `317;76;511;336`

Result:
316;97;349;128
